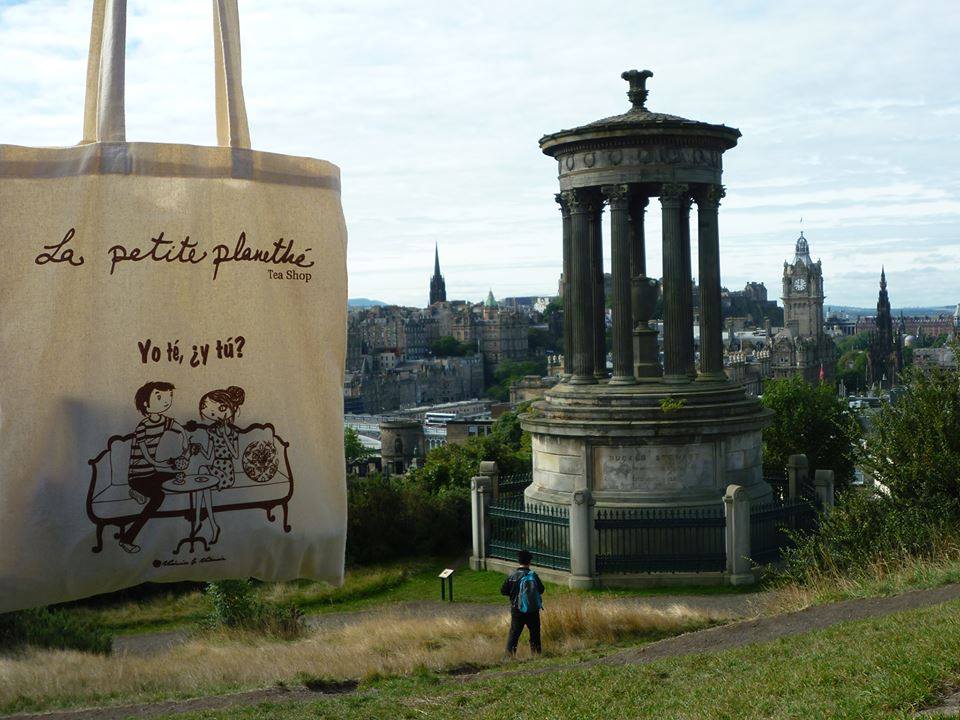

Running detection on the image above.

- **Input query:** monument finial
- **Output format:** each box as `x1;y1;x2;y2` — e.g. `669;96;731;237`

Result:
622;69;653;111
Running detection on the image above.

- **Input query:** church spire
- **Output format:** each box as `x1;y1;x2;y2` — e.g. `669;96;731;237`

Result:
429;243;447;306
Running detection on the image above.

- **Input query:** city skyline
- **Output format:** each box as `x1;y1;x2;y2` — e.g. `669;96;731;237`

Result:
2;0;957;307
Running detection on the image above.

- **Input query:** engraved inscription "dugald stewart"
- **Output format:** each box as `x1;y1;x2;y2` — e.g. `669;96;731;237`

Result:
595;444;716;492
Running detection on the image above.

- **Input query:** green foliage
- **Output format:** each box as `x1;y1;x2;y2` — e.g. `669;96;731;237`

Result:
911;332;950;349
0;607;112;655
863;364;960;514
659;397;686;413
347;408;532;564
344;426;373;465
836;332;872;354
781;490;949;581
204;580;304;639
484;358;548;401
761;375;861;483
429;335;474;357
836;349;867;393
784;360;960;581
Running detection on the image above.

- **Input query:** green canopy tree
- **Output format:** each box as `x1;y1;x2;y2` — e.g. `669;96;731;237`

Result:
761;375;861;484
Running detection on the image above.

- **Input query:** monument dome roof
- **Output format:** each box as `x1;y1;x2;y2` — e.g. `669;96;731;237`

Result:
539;69;741;153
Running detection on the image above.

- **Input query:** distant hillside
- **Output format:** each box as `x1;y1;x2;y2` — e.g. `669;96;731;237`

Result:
348;298;388;308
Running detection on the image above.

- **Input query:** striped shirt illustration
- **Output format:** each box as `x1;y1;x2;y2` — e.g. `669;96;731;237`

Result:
128;416;171;481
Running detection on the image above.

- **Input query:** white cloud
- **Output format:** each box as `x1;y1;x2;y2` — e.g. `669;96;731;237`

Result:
1;0;958;307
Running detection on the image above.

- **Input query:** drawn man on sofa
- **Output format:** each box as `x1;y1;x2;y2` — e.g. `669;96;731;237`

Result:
118;381;186;554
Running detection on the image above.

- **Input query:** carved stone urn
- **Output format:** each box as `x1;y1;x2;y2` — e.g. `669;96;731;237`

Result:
632;275;661;378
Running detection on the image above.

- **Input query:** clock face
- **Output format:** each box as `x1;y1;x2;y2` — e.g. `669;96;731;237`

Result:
793;277;808;291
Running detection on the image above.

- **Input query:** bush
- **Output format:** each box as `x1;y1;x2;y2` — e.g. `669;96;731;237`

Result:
204;580;304;639
346;473;468;565
781;490;949;582
782;357;960;583
0;607;113;655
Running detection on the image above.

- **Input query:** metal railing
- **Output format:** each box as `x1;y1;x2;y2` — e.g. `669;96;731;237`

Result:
750;496;820;564
497;471;533;498
487;495;570;571
594;505;726;574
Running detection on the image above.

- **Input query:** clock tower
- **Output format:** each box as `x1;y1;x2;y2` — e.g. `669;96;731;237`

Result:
781;232;824;339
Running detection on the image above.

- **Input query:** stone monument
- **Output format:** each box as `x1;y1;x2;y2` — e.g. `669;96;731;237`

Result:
522;70;773;513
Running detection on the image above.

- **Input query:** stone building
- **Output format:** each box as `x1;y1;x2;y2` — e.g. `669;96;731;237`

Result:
450;292;529;368
770;233;836;383
380;418;426;477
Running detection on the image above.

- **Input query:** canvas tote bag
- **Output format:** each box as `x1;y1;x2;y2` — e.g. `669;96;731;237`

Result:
0;0;347;612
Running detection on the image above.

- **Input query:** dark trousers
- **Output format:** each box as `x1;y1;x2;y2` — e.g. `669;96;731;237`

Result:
119;472;170;544
506;610;541;655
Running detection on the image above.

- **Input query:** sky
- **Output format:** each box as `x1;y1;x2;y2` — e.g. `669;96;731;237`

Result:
1;0;958;309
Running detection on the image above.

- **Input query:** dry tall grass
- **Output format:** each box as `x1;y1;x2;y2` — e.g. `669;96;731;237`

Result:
0;595;727;713
768;538;960;615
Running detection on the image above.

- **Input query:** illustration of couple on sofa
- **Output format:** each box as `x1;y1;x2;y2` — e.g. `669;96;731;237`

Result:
87;381;294;556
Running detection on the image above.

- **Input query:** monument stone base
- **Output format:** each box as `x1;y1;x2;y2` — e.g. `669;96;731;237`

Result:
522;379;772;510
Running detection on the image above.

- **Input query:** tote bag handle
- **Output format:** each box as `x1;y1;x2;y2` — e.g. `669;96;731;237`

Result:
81;0;251;149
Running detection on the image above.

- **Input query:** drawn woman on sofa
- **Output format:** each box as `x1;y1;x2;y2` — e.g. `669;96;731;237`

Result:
192;386;245;544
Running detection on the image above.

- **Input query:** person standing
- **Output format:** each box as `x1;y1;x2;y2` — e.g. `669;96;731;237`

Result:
500;549;545;655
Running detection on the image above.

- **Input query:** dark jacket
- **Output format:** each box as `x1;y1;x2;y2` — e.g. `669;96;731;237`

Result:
500;566;545;612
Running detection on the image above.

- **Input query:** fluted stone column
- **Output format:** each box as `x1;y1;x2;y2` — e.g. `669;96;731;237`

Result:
696;185;727;381
629;193;647;278
565;188;596;384
661;183;691;383
590;198;607;379
556;193;573;378
679;196;696;378
629;195;661;379
603;184;635;384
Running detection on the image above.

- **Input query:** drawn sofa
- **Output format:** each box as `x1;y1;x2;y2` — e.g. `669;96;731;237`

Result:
86;422;293;552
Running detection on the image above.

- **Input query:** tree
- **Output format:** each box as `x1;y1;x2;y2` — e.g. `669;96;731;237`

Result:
864;360;960;515
484;358;548;401
836;349;867;393
761;375;861;483
836;332;872;354
430;335;473;357
344;426;373;466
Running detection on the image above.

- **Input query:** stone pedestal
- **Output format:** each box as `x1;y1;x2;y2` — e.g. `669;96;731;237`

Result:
524;382;772;509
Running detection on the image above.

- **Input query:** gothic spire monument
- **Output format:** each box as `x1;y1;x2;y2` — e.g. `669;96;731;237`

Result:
868;267;897;388
429;243;446;305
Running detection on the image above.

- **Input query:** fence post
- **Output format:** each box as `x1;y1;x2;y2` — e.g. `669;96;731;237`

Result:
568;489;593;589
787;454;809;499
724;484;754;586
480;460;500;502
469;475;492;571
814;469;835;512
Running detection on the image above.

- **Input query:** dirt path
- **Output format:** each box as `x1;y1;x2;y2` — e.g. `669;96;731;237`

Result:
11;584;960;720
113;593;767;656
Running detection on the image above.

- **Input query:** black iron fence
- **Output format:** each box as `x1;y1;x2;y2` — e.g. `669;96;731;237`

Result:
594;505;726;574
497;471;533;498
487;495;570;571
750;496;820;564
